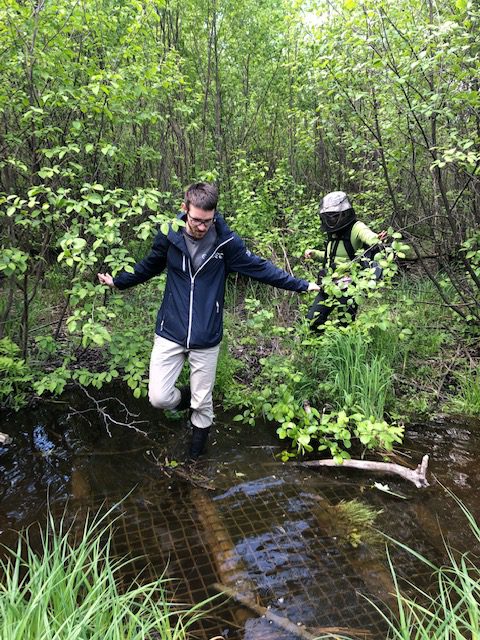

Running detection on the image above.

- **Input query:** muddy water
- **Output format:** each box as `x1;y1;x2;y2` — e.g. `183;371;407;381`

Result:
1;389;479;639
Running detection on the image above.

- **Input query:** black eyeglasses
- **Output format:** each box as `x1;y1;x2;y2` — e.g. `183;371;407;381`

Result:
187;213;215;228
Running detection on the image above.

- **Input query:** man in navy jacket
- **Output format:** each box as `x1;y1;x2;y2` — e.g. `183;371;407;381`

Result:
98;182;319;459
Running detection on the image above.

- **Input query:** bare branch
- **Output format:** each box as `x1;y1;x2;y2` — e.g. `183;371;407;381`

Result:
299;455;430;489
67;383;149;437
213;582;373;640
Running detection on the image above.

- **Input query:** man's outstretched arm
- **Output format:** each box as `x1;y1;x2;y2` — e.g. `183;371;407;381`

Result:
97;230;169;290
226;235;319;292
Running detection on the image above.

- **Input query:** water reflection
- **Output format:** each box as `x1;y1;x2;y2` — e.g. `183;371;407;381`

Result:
0;389;479;639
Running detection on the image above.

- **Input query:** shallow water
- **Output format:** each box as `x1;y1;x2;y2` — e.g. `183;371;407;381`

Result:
1;389;479;639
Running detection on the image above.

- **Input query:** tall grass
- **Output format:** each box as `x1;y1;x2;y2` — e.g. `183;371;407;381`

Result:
448;369;480;416
371;491;480;639
315;493;480;640
321;329;394;419
0;505;210;640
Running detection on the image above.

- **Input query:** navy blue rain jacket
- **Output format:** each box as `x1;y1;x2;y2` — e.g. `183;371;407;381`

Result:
114;214;309;349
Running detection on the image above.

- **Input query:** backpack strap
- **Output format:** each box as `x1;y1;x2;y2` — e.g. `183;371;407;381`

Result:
341;225;357;261
323;222;356;269
323;236;341;269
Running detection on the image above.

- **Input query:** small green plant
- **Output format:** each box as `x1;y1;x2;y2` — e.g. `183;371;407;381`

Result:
33;365;72;397
0;503;210;639
235;384;404;461
333;499;383;548
0;338;33;409
446;368;480;416
276;407;404;461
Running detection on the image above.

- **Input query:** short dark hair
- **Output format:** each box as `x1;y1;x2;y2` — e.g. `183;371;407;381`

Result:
184;182;218;211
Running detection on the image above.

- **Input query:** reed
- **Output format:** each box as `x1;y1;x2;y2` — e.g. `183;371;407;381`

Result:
449;369;480;416
322;329;394;420
370;491;480;639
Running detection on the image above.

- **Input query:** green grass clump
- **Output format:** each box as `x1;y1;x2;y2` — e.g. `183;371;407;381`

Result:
0;505;208;639
447;369;480;417
321;329;394;420
372;492;480;639
333;499;383;548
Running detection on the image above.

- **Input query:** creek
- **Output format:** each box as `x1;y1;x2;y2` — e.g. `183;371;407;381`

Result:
1;387;479;639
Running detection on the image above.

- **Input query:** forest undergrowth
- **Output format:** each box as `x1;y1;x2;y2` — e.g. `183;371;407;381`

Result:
3;259;477;462
219;271;479;460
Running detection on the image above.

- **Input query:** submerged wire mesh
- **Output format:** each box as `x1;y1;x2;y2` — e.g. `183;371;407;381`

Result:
75;456;440;640
4;401;469;640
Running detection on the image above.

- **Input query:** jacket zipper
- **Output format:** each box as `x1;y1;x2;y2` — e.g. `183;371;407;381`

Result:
186;237;234;348
187;261;194;348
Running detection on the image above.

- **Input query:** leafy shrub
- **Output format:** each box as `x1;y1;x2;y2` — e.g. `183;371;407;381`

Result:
0;338;32;410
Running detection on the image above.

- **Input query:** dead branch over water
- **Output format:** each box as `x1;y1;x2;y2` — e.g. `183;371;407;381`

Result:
213;582;373;640
299;455;430;488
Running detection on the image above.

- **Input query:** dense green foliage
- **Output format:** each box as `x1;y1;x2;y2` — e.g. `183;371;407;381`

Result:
1;0;479;451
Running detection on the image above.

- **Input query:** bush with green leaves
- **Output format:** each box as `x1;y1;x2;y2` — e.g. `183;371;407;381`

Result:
1;0;478;430
231;234;409;459
1;181;180;405
230;330;404;462
0;338;33;410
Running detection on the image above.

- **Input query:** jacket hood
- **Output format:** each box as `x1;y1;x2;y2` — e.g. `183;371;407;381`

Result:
212;212;234;240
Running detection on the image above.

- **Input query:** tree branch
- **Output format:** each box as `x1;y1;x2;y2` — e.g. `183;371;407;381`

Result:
67;383;149;437
299;455;430;488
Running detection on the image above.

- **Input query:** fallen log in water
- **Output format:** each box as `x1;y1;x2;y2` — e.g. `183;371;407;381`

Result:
299;454;430;488
213;582;373;640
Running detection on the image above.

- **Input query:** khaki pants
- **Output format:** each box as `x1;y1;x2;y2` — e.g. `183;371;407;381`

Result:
148;335;220;429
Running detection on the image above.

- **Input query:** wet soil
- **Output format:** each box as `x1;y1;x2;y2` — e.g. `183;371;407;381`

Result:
1;388;479;639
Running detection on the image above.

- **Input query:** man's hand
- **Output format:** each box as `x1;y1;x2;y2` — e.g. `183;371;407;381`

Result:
97;273;115;287
307;282;320;292
304;249;315;259
377;230;388;242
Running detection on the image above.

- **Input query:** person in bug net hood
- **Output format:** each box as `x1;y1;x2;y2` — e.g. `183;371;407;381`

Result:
304;191;386;332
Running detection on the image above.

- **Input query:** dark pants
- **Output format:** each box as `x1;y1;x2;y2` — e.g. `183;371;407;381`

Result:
306;288;358;332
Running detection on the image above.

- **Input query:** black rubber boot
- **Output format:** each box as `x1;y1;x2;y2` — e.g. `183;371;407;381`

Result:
174;385;191;412
189;425;210;460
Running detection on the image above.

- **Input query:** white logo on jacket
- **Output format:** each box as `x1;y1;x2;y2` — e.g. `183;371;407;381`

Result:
200;251;224;262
